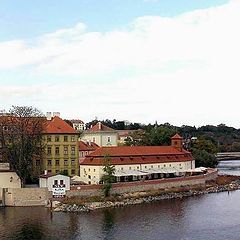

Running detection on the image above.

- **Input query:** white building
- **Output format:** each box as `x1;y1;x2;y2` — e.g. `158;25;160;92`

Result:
80;122;118;147
79;134;196;184
71;119;85;131
39;173;70;191
0;170;21;201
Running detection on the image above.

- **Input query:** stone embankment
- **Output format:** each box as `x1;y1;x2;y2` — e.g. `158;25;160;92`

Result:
53;177;240;213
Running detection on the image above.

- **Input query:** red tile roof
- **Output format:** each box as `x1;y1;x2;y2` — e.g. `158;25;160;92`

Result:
171;134;183;139
43;116;77;134
87;122;116;132
79;141;99;151
81;146;192;165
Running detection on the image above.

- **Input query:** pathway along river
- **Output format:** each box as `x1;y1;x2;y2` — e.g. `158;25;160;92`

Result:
0;161;239;240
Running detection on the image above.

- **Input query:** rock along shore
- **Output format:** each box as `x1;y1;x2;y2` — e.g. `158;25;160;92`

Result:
53;177;240;213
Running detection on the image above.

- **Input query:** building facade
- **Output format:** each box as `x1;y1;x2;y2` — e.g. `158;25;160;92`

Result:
79;140;99;163
80;122;118;147
41;116;79;176
71;119;85;132
79;134;195;184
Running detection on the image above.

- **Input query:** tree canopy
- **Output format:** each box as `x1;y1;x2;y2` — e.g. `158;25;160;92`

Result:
0;106;44;185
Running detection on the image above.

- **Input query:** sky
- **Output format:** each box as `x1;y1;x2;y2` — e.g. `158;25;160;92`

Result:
1;0;240;127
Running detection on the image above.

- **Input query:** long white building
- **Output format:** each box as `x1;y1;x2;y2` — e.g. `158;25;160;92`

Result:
79;134;195;184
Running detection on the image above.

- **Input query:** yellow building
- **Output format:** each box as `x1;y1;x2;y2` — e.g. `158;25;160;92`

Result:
42;116;79;176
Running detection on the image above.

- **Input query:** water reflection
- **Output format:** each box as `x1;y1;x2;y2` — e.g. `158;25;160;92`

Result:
218;160;240;176
9;222;45;240
102;209;115;240
1;190;240;240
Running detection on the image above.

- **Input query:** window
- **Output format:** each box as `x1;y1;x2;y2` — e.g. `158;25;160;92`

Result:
121;167;123;170
137;166;139;169
55;160;60;166
164;164;166;167
71;169;75;175
47;160;52;166
151;165;153;168
55;136;60;142
145;166;147;169
55;147;60;155
129;167;131;170
60;180;64;185
88;175;91;179
94;169;96;172
64;146;68;155
56;170;60;173
64;159;68;166
36;160;40;166
63;170;68;175
158;165;160;168
88;168;90;172
71;136;75;142
47;146;52;155
71;146;75;155
71;159;75;166
64;136;68;142
54;180;58;185
47;136;51;142
169;164;171;167
93;137;95;143
107;136;111;142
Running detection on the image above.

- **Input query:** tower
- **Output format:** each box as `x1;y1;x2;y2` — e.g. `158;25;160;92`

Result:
171;134;183;151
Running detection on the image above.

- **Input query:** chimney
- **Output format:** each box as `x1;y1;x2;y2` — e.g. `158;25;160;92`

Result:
46;112;52;121
53;112;60;118
98;122;101;130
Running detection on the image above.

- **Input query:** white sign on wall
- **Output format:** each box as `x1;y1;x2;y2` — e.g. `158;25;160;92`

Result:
52;187;66;197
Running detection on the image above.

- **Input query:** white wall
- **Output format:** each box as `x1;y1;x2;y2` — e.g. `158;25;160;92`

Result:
47;175;70;191
79;160;194;184
81;132;118;146
0;172;21;189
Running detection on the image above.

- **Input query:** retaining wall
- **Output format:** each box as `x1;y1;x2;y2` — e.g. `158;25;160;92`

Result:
3;188;50;206
67;169;218;198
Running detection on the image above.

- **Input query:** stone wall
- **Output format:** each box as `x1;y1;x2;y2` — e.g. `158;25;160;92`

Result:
3;188;50;206
67;169;218;198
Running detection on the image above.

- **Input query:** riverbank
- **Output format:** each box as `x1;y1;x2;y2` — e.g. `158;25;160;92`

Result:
53;175;240;212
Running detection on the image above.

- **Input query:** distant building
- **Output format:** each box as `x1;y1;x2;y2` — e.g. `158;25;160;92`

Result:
71;119;85;132
79;134;195;184
80;122;118;147
117;129;144;145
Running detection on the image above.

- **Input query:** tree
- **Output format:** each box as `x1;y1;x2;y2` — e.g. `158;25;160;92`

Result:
101;155;115;198
192;148;218;168
0;106;44;185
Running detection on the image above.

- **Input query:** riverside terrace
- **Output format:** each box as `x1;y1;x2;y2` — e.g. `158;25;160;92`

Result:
110;167;208;183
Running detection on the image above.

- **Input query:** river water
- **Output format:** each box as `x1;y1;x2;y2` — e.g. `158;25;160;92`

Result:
0;161;240;240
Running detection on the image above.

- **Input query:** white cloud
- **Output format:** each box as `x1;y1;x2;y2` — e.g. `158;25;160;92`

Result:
1;0;240;126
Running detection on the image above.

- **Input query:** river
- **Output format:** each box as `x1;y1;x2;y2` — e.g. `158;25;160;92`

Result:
0;162;240;240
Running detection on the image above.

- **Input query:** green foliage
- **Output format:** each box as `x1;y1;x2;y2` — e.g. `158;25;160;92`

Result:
192;138;218;154
101;155;115;198
191;148;218;168
0;106;44;185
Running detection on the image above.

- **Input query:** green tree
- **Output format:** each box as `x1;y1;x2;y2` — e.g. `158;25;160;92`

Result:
101;155;115;198
192;148;218;168
0;106;44;185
